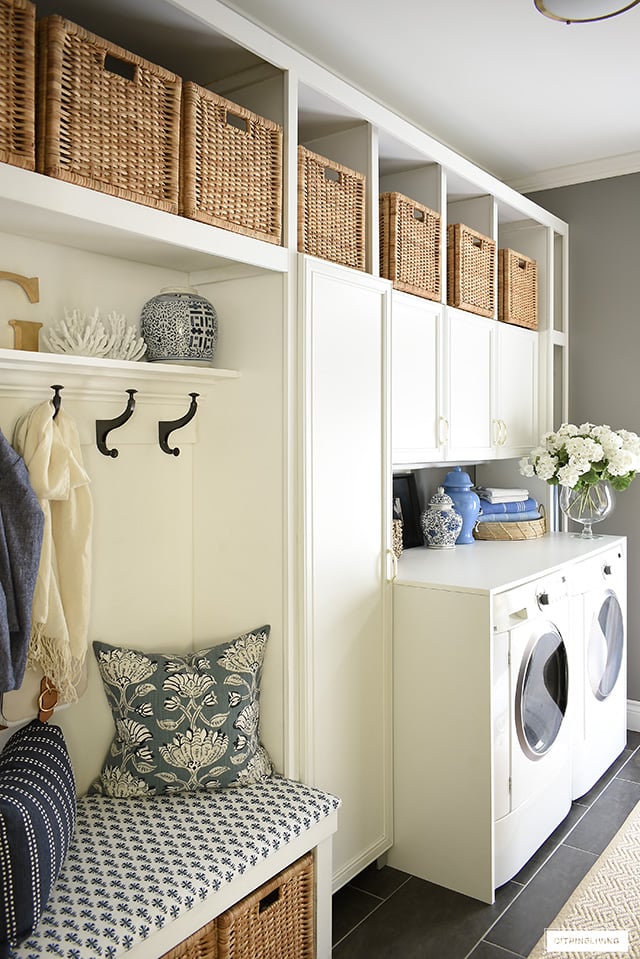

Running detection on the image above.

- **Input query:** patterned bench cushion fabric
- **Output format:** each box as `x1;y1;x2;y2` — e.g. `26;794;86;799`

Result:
0;720;76;956
9;777;339;958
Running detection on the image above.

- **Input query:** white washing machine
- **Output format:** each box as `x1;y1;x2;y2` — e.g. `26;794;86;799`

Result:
568;541;627;799
493;569;573;887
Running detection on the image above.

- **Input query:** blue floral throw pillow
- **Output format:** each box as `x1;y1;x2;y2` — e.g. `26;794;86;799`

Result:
91;626;274;797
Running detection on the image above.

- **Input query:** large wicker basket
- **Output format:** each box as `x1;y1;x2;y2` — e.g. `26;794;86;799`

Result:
298;145;366;270
181;82;283;244
160;916;219;959
218;852;314;959
447;223;496;317
473;505;546;541
380;191;441;301
0;0;36;170
37;15;181;212
498;248;538;330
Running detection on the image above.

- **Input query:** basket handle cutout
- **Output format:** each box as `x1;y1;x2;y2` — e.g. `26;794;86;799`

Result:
323;166;341;183
226;112;249;133
518;258;527;269
258;887;281;913
472;237;483;248
104;54;136;82
413;208;425;222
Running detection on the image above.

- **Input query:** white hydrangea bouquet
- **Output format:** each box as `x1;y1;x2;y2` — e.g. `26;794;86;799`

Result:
520;422;640;492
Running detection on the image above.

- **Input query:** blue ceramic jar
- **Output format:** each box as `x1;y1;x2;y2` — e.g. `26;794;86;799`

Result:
420;487;463;549
140;287;218;365
443;467;480;545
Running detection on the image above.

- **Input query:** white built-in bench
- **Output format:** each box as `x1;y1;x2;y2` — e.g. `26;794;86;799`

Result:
8;776;339;959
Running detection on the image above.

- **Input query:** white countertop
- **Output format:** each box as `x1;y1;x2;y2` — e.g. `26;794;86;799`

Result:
395;533;626;595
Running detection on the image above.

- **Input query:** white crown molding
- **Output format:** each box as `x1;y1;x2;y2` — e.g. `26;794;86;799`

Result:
506;151;640;195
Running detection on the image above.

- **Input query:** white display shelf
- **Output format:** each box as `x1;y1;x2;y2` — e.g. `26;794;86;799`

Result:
0;164;288;276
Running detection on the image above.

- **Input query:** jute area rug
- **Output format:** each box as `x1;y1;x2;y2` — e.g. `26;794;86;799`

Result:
527;800;640;958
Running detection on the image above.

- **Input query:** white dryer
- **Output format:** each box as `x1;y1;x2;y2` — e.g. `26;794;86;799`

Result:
493;569;572;887
568;541;626;799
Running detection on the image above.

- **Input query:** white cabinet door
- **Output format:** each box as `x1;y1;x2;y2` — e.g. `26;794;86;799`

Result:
494;322;539;457
299;256;393;890
391;292;444;466
445;307;495;461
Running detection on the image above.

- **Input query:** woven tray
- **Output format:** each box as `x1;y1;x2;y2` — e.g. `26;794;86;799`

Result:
298;145;366;270
499;248;538;330
447;223;496;317
473;505;546;541
0;0;36;170
181;82;283;244
37;15;181;213
380;191;441;301
218;852;314;959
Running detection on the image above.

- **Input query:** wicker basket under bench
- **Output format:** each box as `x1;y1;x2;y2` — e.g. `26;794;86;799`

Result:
10;779;340;959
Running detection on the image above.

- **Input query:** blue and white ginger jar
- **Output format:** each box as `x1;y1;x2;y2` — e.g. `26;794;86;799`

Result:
420;487;463;549
140;287;218;365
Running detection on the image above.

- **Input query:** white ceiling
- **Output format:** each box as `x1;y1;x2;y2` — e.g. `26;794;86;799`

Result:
219;0;640;192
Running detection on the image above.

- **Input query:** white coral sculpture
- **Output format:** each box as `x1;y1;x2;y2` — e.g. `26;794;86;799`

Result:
43;308;147;361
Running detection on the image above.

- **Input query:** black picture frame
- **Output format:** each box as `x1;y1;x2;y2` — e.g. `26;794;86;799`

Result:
392;473;423;549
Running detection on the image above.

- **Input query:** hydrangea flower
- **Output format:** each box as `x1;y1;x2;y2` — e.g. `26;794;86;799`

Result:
520;422;640;492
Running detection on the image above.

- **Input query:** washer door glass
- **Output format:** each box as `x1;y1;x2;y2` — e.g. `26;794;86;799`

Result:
517;624;568;759
588;590;623;701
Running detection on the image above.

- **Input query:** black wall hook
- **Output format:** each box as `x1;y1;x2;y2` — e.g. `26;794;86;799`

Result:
96;389;137;458
51;384;63;419
159;392;199;456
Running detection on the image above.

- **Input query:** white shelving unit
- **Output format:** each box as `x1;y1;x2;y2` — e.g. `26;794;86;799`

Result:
0;0;570;896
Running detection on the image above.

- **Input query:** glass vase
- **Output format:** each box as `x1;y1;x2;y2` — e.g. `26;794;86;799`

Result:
559;479;615;539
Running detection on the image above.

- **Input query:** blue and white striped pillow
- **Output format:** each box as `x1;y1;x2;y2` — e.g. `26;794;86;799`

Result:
0;719;76;956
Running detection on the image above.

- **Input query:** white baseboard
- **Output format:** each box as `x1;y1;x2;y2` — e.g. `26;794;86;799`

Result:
627;700;640;733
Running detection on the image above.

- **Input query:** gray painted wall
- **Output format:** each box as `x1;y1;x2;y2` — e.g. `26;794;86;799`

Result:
530;174;640;702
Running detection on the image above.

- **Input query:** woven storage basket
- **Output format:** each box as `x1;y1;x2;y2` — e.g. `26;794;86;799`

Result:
298;145;366;270
159;916;218;959
181;82;283;244
380;191;441;301
217;852;314;959
447;223;496;318
498;248;538;330
37;15;181;212
473;505;546;541
0;0;35;170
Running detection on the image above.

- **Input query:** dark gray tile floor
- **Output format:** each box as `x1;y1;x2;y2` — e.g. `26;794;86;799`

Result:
332;731;640;959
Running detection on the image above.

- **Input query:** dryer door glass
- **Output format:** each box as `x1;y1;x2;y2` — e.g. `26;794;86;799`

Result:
588;591;623;701
517;625;568;759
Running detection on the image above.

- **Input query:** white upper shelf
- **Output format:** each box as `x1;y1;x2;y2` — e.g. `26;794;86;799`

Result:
0;165;288;275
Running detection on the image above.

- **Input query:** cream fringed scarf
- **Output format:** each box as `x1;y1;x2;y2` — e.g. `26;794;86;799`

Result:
12;401;93;703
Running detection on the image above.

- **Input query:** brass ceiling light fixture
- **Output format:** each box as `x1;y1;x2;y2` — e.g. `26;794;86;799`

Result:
534;0;640;22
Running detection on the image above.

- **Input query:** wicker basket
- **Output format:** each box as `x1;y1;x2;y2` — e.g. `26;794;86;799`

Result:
473;505;546;541
37;15;181;212
379;191;441;301
217;853;314;959
298;145;366;270
159;916;219;959
447;223;496;318
181;83;283;244
499;248;538;330
0;0;36;170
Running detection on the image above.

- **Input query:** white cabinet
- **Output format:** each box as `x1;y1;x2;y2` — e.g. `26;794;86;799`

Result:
445;307;539;463
494;321;538;458
445;307;495;461
391;292;444;467
298;256;393;890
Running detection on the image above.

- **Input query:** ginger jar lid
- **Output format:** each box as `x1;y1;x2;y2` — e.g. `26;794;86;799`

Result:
443;466;474;490
428;487;456;511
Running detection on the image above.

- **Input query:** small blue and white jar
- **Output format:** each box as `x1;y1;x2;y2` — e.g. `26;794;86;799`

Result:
140;287;218;365
420;487;463;549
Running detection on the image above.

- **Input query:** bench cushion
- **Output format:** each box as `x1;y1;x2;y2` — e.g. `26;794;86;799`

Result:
9;777;339;958
0;721;76;956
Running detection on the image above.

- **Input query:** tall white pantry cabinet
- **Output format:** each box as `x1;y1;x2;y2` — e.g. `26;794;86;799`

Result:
0;0;568;894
